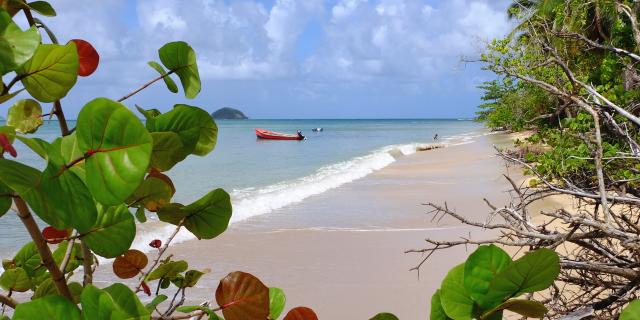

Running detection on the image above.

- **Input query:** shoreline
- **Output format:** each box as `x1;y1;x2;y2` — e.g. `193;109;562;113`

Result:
93;132;528;318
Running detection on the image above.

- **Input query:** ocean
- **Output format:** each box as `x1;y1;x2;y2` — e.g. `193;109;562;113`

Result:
0;119;484;258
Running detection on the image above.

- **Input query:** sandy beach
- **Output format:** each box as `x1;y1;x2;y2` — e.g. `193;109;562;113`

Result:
93;133;532;319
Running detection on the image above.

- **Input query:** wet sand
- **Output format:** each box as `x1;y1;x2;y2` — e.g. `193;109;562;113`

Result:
95;133;527;319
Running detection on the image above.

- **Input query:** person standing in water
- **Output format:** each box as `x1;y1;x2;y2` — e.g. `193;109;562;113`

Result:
433;133;439;141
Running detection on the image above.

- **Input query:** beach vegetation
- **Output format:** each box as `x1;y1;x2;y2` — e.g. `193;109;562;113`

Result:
414;0;640;318
0;3;318;320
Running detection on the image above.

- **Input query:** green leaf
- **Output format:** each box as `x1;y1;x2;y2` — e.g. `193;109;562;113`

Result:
15;135;48;158
0;180;10;217
157;188;232;240
33;277;57;299
146;260;188;281
369;313;399;320
482;249;560;309
18;42;79;102
103;283;150;319
80;284;126;320
269;287;286;320
464;245;512;305
148;61;178;93
145;294;167;312
483;299;547;319
0;9;40;75
431;290;452;320
146;104;218;158
158;41;200;98
76;98;152;205
440;263;474;320
14;295;80;320
7;99;43;133
149;132;187;172
52;240;83;273
82;204;135;258
38;137;97;232
135;206;147;223
621;300;640;320
27;1;56;16
0;267;31;291
135;105;161;120
183;269;207;287
0;88;24;104
12;242;44;278
127;176;173;212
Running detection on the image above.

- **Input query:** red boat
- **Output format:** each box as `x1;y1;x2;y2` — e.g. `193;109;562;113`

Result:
255;128;305;140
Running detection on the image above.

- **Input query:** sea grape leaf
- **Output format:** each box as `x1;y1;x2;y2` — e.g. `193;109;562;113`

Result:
42;226;69;244
146;260;187;281
7;99;43;133
38;137;97;232
52;240;83;273
135;105;161;120
76;98;152;205
482;249;560;309
15;135;48;158
440;263;474;320
33;277;56;299
80;284;126;320
157;188;232;240
135;206;147;223
112;249;148;279
215;271;270;320
431;290;453;320
183;269;208;287
369;313;399;320
621;300;640;320
0;0;26;16
0;180;10;217
146;104;218;157
149;132;187;171
483;299;548;319
0;88;24;104
27;1;56;16
13;295;80;320
282;307;319;320
0;9;40;75
83;204;135;258
145;294;167;312
158;41;200;98
102;283;150;320
269;287;286;320
127;175;173;212
71;39;98;76
12;242;43;278
464;244;512;305
148;61;178;93
0;123;16;155
0;267;31;291
18;42;78;102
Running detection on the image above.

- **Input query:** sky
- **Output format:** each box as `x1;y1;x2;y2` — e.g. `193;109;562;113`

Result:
14;0;513;119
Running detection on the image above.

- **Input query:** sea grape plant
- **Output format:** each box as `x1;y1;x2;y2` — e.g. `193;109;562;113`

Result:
431;245;560;320
0;2;318;319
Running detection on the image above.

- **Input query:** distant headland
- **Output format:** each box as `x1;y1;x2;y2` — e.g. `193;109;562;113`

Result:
211;107;248;120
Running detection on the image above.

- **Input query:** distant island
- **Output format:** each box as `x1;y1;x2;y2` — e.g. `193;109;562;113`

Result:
211;107;248;120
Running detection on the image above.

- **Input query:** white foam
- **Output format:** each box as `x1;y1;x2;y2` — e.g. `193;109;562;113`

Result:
123;133;485;258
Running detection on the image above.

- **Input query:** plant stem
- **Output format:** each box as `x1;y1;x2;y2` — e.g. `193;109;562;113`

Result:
59;231;77;274
53;100;70;136
81;241;93;285
117;71;174;103
135;219;184;292
0;293;17;309
14;197;73;301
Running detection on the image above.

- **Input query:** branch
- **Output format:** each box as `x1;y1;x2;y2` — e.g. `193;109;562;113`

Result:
14;197;73;301
135;219;185;292
0;293;17;309
117;71;174;103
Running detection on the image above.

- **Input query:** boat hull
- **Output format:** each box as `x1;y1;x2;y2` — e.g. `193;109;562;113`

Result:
255;128;304;140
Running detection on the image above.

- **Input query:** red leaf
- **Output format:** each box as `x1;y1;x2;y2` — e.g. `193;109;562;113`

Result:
149;239;162;249
283;307;318;320
0;133;17;158
141;281;151;296
113;249;148;279
42;226;69;244
215;271;270;320
71;39;99;77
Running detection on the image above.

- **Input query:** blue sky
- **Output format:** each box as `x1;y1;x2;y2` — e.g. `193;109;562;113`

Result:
19;0;513;119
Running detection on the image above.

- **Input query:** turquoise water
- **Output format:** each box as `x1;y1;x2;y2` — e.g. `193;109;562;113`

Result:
0;119;483;257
